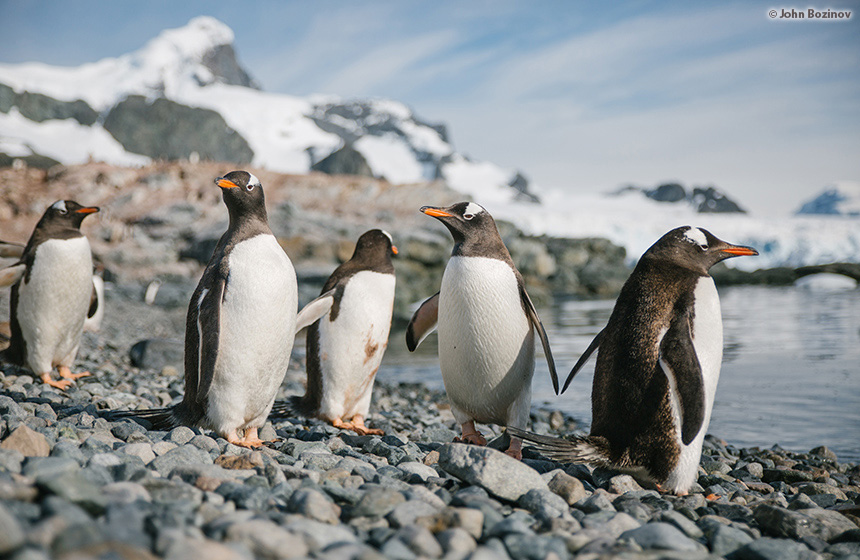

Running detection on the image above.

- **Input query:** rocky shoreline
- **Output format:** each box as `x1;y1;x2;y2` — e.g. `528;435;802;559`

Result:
1;333;859;560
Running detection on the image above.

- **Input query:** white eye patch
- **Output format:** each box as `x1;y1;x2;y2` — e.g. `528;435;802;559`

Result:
51;200;67;213
381;230;393;244
463;202;485;219
246;172;261;188
683;227;708;249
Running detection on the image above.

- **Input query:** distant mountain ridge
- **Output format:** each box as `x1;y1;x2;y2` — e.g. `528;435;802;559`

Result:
0;16;538;204
796;181;860;217
614;182;746;213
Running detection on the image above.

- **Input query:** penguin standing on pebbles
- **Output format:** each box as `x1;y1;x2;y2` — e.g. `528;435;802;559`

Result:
0;201;99;389
406;202;558;459
510;226;757;494
108;171;298;448
270;229;398;435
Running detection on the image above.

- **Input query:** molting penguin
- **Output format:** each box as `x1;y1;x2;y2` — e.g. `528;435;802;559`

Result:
107;171;298;447
270;229;397;435
0;201;99;389
510;226;757;494
406;202;559;459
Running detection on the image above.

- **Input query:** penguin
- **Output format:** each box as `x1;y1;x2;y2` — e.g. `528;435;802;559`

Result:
0;201;99;389
509;226;757;494
406;202;559;459
270;229;398;435
107;171;298;448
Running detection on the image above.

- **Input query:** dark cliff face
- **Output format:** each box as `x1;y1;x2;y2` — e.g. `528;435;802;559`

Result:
103;96;254;163
634;182;746;214
201;44;260;89
0;82;98;125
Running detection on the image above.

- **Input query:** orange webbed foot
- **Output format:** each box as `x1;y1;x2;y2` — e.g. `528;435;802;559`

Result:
40;372;72;390
454;432;488;446
58;366;90;381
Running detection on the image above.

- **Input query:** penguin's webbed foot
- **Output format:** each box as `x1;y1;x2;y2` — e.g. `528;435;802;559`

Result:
454;422;488;446
226;428;265;448
332;417;384;436
504;436;523;460
58;366;90;381
40;372;72;390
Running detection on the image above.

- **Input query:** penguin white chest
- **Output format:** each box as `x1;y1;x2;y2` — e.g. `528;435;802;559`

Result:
17;237;93;372
207;234;297;429
665;276;724;492
437;256;533;423
317;271;395;419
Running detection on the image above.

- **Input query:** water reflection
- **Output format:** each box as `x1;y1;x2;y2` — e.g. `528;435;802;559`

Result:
381;284;860;461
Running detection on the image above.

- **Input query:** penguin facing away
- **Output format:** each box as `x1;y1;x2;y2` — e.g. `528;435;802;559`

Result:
406;202;559;459
107;171;298;448
510;226;757;494
0;201;99;390
270;229;398;435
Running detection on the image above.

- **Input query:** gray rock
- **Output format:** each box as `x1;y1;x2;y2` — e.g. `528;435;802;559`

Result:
707;523;754;556
225;519;310;559
754;503;857;542
435;528;476;555
283;518;358;553
607;474;644;494
577;489;616;513
620;522;704;551
102;481;152;504
151;444;214;475
548;470;589;505
387;499;440;528
287;487;341;524
22;456;79;481
393;525;443;558
0;449;24;474
397;461;438;482
503;533;569;560
437;443;548;502
733;537;820;560
518;488;570;521
37;471;106;514
352;487;406;518
0;503;25;555
168;426;196;445
660;510;704;539
120;442;156;464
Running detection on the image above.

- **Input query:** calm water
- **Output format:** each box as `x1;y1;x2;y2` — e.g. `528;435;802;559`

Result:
380;282;860;462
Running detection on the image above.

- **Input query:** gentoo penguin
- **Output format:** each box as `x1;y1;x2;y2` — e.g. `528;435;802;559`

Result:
270;229;398;435
406;202;559;459
108;171;298;448
510;226;757;494
0;201;99;389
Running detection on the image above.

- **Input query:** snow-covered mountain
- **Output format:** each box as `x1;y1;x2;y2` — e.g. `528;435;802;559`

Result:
0;16;535;204
796;181;860;217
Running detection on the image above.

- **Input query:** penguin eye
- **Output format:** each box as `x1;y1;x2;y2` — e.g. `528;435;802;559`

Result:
245;184;254;192
463;213;474;220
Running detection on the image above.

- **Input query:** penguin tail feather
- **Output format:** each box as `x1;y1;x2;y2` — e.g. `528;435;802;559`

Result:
507;426;614;467
102;407;178;431
269;395;314;419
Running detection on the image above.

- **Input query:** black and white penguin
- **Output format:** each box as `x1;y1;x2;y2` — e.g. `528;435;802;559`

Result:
270;229;398;435
510;226;757;494
108;171;298;448
406;202;559;459
0;201;99;389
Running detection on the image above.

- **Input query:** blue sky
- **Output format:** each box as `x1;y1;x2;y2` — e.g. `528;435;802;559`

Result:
2;0;858;213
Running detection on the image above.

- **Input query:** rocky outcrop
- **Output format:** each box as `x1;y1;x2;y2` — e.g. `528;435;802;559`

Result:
103;96;253;162
0;82;98;125
200;44;259;89
311;144;373;177
622;182;747;213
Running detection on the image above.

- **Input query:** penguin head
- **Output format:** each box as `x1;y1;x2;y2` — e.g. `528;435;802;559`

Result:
649;226;758;273
215;171;267;224
352;229;398;262
420;202;496;245
38;200;99;231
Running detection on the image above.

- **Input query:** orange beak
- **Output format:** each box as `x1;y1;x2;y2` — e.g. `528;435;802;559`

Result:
216;178;239;189
391;245;399;255
722;245;758;256
75;207;99;214
422;207;453;218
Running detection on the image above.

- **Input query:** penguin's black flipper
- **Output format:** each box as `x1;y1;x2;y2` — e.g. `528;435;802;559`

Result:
0;264;25;287
507;427;613;466
406;292;439;351
295;289;335;333
659;313;705;445
562;328;603;394
519;283;559;394
194;277;226;404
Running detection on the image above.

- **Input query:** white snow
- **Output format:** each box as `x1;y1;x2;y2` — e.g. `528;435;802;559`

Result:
441;154;519;206
0;110;150;166
354;134;424;184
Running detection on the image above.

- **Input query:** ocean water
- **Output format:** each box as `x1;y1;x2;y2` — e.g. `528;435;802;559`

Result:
380;281;860;462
